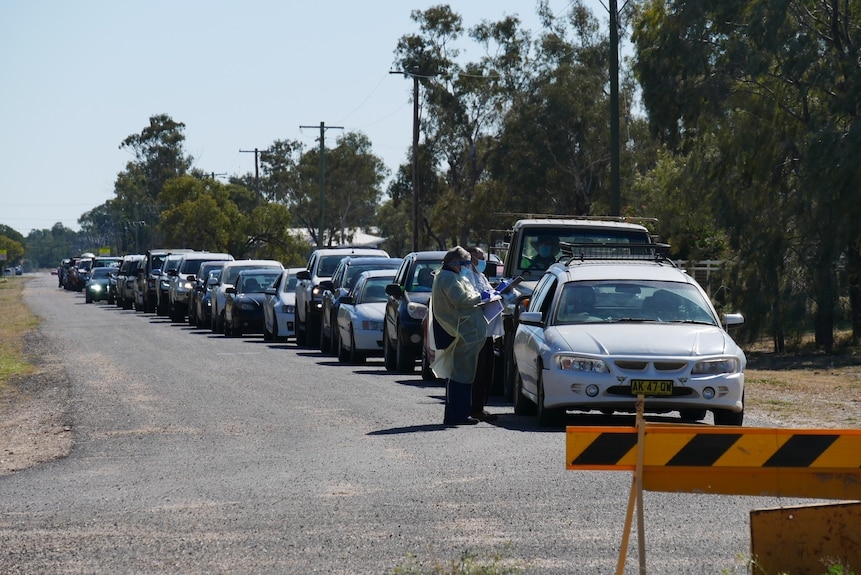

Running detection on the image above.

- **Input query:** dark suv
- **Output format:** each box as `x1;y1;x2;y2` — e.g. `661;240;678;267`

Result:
382;251;446;373
318;256;403;354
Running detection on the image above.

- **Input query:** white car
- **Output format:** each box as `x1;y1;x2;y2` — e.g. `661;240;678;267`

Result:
211;259;284;333
512;250;746;427
263;267;304;342
336;269;396;363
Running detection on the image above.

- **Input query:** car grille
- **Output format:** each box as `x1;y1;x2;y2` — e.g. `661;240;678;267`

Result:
613;360;687;372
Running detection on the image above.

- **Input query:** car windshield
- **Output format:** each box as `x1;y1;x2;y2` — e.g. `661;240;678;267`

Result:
553;280;717;326
90;267;112;279
518;227;651;274
238;272;279;293
316;256;346;278
407;262;441;292
360;278;392;303
224;264;279;284
284;276;297;291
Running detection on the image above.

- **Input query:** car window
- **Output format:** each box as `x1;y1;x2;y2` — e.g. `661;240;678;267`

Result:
238;273;279;293
406;262;441;292
528;273;557;314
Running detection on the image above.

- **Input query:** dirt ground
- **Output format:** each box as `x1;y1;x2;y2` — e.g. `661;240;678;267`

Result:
1;331;860;476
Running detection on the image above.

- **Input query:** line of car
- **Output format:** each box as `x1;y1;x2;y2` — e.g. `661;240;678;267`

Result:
66;221;748;428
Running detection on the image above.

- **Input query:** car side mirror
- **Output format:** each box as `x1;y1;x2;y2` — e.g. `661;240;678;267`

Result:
296;270;311;281
264;287;276;296
226;286;236;294
385;284;402;298
186;274;196;283
340;295;354;305
723;313;744;329
518;311;543;326
319;279;334;292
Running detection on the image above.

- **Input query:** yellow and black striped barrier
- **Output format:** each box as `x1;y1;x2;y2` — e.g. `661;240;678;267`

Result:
566;425;861;500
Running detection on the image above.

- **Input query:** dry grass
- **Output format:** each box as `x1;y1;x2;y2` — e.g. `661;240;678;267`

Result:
744;333;861;428
0;276;40;388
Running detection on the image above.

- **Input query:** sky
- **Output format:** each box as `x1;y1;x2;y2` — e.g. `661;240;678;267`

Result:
1;0;610;237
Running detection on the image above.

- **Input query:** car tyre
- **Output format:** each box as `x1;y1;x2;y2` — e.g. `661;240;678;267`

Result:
263;324;273;341
713;408;744;426
319;323;331;354
513;369;535;415
348;327;365;364
337;331;349;362
679;409;707;422
537;373;564;427
296;311;307;347
395;324;415;373
383;324;396;371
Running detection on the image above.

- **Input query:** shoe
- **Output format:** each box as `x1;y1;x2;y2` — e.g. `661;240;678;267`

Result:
471;411;498;422
444;417;480;426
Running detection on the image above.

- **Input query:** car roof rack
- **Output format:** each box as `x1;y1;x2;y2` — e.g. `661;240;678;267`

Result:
493;212;659;224
558;242;675;265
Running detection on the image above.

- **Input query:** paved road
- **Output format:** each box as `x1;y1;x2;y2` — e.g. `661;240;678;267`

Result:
0;273;799;574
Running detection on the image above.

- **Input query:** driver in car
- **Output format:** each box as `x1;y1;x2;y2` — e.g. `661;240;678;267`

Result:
525;235;560;269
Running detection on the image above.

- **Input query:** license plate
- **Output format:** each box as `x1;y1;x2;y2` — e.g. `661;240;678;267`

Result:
630;380;674;396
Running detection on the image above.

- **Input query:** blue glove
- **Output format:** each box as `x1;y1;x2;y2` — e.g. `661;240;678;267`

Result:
480;290;491;302
495;280;509;292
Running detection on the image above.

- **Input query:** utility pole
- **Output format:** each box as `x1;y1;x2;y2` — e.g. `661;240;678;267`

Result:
390;68;436;252
239;148;261;206
299;122;343;247
609;0;621;216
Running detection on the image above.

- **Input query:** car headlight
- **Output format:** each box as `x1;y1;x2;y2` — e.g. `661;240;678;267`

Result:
692;358;739;375
160;280;169;288
90;284;102;292
238;302;257;311
180;281;193;290
311;285;323;298
556;355;609;373
361;320;384;331
407;302;428;320
281;304;295;314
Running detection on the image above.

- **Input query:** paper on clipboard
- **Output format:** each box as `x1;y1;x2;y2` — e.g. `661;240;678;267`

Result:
479;296;504;324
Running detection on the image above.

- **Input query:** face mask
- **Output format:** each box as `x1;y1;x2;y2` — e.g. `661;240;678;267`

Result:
476;260;487;274
539;245;553;258
460;266;471;277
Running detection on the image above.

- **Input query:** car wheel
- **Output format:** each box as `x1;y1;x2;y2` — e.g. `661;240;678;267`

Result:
187;306;196;326
171;306;184;323
395;325;415;373
679;409;707;422
319;323;331;354
537;372;564;427
296;311;307;347
263;324;273;341
85;293;92;303
348;327;365;364
383;324;396;371
713;408;744;426
306;310;320;348
513;369;535;415
329;319;340;355
122;297;132;310
502;333;516;403
337;330;349;362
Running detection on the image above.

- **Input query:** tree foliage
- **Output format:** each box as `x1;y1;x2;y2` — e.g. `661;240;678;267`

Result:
632;0;861;350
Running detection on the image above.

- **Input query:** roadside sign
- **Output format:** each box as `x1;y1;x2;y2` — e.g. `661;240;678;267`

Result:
566;424;861;500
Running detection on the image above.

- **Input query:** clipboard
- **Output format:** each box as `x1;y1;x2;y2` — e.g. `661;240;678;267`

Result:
497;276;523;294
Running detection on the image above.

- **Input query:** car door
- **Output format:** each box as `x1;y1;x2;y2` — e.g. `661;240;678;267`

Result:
514;273;558;396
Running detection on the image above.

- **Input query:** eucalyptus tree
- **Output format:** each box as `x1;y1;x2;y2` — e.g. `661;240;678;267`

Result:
113;114;193;248
632;0;861;350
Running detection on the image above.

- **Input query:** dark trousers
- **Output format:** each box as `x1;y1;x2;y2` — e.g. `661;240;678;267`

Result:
444;379;472;424
471;337;494;415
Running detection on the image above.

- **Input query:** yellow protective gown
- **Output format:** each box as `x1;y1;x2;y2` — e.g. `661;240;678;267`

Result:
430;268;486;383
